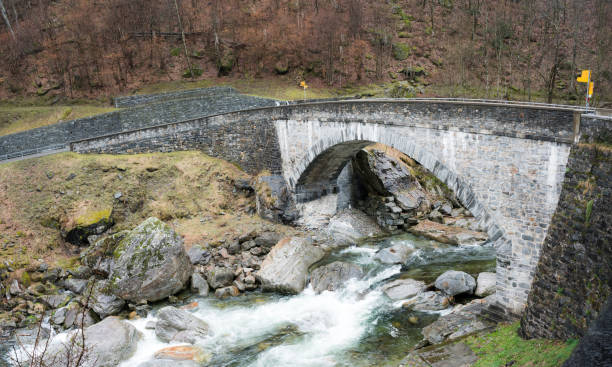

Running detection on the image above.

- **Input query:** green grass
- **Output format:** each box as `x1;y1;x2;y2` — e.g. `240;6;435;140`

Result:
0;105;117;136
464;322;578;367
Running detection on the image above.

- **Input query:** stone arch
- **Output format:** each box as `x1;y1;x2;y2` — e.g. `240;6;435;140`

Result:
285;129;514;311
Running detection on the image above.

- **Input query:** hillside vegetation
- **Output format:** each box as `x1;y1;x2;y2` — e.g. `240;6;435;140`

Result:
0;151;294;273
0;0;610;105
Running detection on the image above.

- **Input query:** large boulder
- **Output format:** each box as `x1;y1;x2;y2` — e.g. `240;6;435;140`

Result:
326;209;384;245
255;175;298;223
46;317;141;367
435;270;476;296
191;273;209;296
351;150;430;213
374;243;414;264
409;220;487;246
475;272;496;297
310;261;364;294
80;231;130;277
401;291;451;312
381;278;427;300
110;218;192;302
90;280;125;318
155;306;210;344
256;237;326;294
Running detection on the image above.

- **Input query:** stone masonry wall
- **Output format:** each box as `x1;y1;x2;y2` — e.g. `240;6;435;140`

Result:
520;118;612;340
0;89;277;158
113;86;237;108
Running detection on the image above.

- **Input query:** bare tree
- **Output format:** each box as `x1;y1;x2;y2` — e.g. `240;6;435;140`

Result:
0;0;15;40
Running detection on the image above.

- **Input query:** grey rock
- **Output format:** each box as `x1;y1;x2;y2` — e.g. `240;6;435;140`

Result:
41;294;71;309
421;298;493;345
187;246;211;265
439;203;453;216
255;175;298;223
241;240;257;251
475;272;496;297
256;237;326;294
190;273;209;297
374;243;414;264
402;291;451;311
205;267;235;289
51;307;67;325
428;209;444;223
227;241;241;255
310;261;364;294
155;306;210;344
63;278;88;294
326;209;384;245
435;270;476;296
381;278;427;300
46;317;141;367
90;281;125;318
110;218;192;302
254;232;282;248
9;280;21;295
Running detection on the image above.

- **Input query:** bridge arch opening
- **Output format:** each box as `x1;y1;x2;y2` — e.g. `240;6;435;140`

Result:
288;137;513;310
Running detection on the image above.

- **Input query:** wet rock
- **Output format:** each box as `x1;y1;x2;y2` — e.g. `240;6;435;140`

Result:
381;278;427;300
421;298;494;345
46;317;141;367
374;243;414;264
214;286;240;299
310;261;364;294
205;267;235;289
187;246;210;265
154;345;211;363
256;237;325;294
409;220;487;246
475;272;496;297
155;306;210;344
190;273;209;297
110;218;192;302
435;270;476;296
255;175;298;223
326;209;384;245
402;291;451;311
90;280;126;318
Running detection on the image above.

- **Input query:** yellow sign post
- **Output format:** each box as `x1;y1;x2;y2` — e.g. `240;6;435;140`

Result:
576;70;592;107
300;81;308;100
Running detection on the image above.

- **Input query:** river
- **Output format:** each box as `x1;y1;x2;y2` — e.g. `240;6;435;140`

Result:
115;232;496;367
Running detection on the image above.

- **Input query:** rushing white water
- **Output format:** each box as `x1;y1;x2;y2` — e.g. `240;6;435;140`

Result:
120;261;402;367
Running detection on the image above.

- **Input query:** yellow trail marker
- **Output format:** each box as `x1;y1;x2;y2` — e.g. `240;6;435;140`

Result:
576;70;590;83
588;81;594;97
300;81;308;89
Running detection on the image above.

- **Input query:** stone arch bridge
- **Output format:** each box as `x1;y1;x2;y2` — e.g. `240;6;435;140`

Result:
64;99;603;314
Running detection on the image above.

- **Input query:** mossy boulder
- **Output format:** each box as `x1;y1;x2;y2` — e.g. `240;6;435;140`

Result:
63;208;114;245
109;217;192;302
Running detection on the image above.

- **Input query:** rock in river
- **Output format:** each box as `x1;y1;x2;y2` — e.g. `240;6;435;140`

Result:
155;306;210;344
435;270;476;296
310;261;364;294
326;209;384;245
46;317;141;367
374;243;414;264
381;278;426;300
401;291;451;312
256;237;325;294
110;217;192;302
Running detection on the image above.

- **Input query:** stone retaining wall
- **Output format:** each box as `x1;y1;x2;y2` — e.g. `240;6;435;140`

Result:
0;89;277;157
113;86;237;108
520;116;612;340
